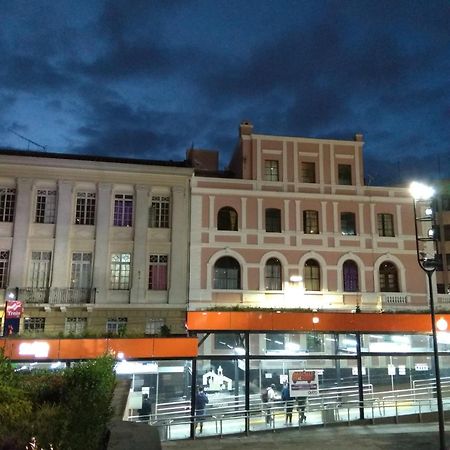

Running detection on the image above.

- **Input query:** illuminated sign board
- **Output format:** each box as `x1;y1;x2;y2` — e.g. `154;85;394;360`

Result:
5;300;23;319
18;342;50;358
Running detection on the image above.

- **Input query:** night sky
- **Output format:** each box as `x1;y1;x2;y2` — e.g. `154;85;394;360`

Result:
1;0;449;186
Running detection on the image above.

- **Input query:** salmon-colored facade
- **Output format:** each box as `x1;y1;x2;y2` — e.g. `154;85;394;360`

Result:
189;122;448;312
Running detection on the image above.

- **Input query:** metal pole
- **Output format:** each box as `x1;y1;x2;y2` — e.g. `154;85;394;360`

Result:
427;270;446;450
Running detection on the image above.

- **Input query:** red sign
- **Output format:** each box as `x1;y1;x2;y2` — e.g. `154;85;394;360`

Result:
5;300;23;319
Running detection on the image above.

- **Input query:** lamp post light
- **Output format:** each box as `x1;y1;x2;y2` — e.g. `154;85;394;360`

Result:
410;181;446;450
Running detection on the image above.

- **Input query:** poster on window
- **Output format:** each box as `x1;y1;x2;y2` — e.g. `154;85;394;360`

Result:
288;369;319;397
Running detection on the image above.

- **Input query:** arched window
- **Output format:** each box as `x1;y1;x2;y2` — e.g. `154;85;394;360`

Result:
265;258;282;290
217;207;238;231
304;259;320;291
214;256;241;289
343;260;359;292
379;262;399;292
265;208;281;232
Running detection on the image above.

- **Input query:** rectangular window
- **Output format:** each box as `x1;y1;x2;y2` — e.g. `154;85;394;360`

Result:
0;250;10;289
106;317;127;335
64;317;87;335
444;225;450;241
24;317;45;333
377;213;394;237
265;333;286;351
75;192;96;225
0;188;16;222
110;253;131;290
71;252;92;288
35;189;56;224
338;164;352;185
29;251;52;288
113;194;133;227
145;318;165;335
149;196;170;228
148;254;168;290
303;210;319;234
301;162;316;183
264;160;279;181
265;208;281;232
341;212;356;235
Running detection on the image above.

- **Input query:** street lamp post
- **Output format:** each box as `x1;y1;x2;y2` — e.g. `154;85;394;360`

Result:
410;181;446;450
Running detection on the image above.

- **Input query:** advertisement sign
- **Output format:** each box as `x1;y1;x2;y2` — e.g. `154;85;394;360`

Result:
288;369;319;397
5;300;23;319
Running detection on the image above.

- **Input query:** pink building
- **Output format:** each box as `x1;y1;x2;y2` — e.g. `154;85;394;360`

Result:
189;121;441;312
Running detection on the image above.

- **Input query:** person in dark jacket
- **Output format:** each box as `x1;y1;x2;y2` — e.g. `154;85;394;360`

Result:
281;382;294;424
195;386;209;433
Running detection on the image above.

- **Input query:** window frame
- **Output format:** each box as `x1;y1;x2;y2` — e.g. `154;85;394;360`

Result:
264;160;280;182
303;210;319;234
24;317;46;333
0;250;10;289
149;195;170;228
217;206;238;231
377;213;394;237
338;164;352;185
0;188;16;222
64;317;87;335
379;262;400;292
213;256;241;290
75;192;96;225
106;317;127;335
70;252;92;288
301;161;316;183
343;260;359;292
304;259;321;291
340;212;356;236
265;258;282;290
113;193;133;227
265;208;281;233
148;254;168;290
110;252;131;290
29;251;52;288
35;189;57;224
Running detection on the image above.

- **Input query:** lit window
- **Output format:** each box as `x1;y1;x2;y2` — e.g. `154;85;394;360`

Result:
343;260;359;292
113;194;133;227
29;251;52;288
265;258;282;290
0;188;16;222
148;254;168;290
75;192;96;225
304;259;320;291
303;210;319;234
110;253;131;290
341;212;356;235
264;160;279;181
35;189;57;224
106;317;127;335
149;196;170;228
71;252;92;288
379;262;399;292
65;317;87;335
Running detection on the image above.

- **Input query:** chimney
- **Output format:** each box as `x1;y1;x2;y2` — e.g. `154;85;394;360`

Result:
239;121;253;136
354;133;364;142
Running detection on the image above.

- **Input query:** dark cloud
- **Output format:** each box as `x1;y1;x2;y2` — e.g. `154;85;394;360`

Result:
0;0;448;185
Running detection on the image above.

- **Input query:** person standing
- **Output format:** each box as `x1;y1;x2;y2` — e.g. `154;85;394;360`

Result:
281;382;294;424
265;384;276;424
195;386;209;434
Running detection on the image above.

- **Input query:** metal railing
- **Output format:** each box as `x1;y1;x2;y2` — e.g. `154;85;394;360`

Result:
15;287;96;304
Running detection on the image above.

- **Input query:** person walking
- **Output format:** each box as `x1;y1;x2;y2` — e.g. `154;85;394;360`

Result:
281;382;294;424
194;386;209;434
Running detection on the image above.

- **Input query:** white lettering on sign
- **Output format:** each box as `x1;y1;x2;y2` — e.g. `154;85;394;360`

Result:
415;363;429;372
18;342;50;358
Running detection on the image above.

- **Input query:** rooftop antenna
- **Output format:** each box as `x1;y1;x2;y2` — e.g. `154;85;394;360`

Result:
8;128;47;151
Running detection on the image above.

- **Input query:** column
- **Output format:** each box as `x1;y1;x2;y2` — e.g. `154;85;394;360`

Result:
9;178;33;287
92;183;112;302
130;185;149;303
52;180;73;287
168;185;188;304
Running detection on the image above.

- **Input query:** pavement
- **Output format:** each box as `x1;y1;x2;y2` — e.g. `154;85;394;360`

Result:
162;422;450;450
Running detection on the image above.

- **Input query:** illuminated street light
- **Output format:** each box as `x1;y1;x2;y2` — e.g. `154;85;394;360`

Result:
410;181;445;450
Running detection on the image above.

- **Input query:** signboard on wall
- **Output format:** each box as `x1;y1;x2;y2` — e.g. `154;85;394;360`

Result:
5;300;23;319
288;369;319;397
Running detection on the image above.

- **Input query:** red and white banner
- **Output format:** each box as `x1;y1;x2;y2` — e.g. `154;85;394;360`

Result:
5;300;23;319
